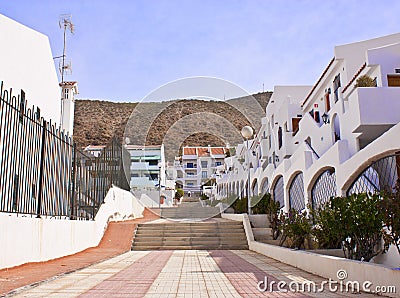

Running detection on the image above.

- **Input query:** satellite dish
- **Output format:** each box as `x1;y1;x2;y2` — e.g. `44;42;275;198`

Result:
125;137;131;144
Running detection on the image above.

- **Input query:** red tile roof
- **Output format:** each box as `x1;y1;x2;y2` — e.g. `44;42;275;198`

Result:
182;146;226;157
301;57;335;108
59;81;77;87
197;148;209;157
211;148;225;155
183;147;197;155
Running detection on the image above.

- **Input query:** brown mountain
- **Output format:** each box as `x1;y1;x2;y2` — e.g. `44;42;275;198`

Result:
73;92;271;159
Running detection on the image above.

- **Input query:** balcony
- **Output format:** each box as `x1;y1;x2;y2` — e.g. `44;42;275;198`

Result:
348;87;400;148
130;162;159;171
184;164;197;169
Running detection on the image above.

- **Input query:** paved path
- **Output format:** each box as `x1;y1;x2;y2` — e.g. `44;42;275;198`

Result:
7;250;376;298
0;208;159;296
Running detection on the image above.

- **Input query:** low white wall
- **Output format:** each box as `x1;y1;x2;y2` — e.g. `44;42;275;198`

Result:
250;241;400;297
229;213;400;297
0;186;144;270
222;213;254;243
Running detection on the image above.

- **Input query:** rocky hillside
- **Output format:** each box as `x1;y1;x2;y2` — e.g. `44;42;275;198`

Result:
74;92;271;159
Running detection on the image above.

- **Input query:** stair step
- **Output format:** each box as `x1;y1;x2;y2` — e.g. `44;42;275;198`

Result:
131;245;249;251
252;227;273;236
132;219;248;251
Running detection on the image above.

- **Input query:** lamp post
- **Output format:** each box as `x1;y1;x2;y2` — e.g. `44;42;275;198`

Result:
158;162;162;209
241;125;254;215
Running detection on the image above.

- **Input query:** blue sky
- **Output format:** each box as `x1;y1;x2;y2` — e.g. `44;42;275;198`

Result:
2;0;400;102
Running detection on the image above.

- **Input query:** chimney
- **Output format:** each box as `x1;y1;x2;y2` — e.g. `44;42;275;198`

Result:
59;81;78;135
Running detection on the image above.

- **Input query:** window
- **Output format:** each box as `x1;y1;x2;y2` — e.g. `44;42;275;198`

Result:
186;163;194;168
291;117;301;136
333;74;341;102
187;172;195;176
325;91;331;112
278;127;283;149
148;160;158;166
64;88;69;99
202;171;208;178
314;111;320;123
215;161;222;166
187;182;194;186
201;161;208;168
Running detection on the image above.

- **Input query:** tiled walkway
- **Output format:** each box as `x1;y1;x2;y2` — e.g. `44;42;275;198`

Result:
7;250;377;298
0;208;159;296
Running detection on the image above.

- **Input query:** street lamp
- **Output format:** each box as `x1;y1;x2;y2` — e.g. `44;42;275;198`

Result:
158;162;162;209
321;112;330;124
241;125;253;215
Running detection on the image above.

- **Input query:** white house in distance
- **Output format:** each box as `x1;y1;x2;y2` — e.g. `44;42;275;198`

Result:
0;14;60;124
175;146;228;196
217;33;400;265
125;144;166;190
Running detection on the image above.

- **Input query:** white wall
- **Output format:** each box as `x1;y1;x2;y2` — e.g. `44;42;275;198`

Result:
0;14;60;123
0;186;144;270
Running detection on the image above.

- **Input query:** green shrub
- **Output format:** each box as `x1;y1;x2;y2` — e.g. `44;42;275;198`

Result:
354;75;376;87
175;188;184;200
310;200;344;249
279;209;311;249
251;195;267;214
380;186;400;256
311;193;384;261
231;197;248;213
200;194;208;200
256;193;281;239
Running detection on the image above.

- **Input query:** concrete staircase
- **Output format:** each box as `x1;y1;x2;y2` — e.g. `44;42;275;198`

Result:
132;197;248;250
161;198;220;220
131;221;248;250
250;214;280;245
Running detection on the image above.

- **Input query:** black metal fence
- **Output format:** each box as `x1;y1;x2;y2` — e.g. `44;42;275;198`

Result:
0;81;129;219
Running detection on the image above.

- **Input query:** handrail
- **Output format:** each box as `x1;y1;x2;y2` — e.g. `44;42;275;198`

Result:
304;140;320;159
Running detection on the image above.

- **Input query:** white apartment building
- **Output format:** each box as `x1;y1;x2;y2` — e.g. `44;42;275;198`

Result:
217;33;400;215
175;146;228;195
125;144;166;190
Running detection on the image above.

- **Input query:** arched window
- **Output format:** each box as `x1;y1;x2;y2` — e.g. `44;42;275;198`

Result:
347;154;400;196
273;176;284;208
252;179;258;196
260;178;269;195
289;173;305;210
311;169;336;209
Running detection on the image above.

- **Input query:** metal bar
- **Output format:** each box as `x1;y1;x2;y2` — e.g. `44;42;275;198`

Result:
36;120;47;218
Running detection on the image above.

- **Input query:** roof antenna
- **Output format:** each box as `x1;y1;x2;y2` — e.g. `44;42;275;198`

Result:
58;14;74;83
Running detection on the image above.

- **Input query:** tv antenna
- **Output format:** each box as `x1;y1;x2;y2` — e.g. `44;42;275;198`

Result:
56;14;74;83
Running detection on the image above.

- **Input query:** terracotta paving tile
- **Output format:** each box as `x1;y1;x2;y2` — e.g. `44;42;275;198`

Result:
0;208;159;296
79;251;173;297
209;250;309;297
